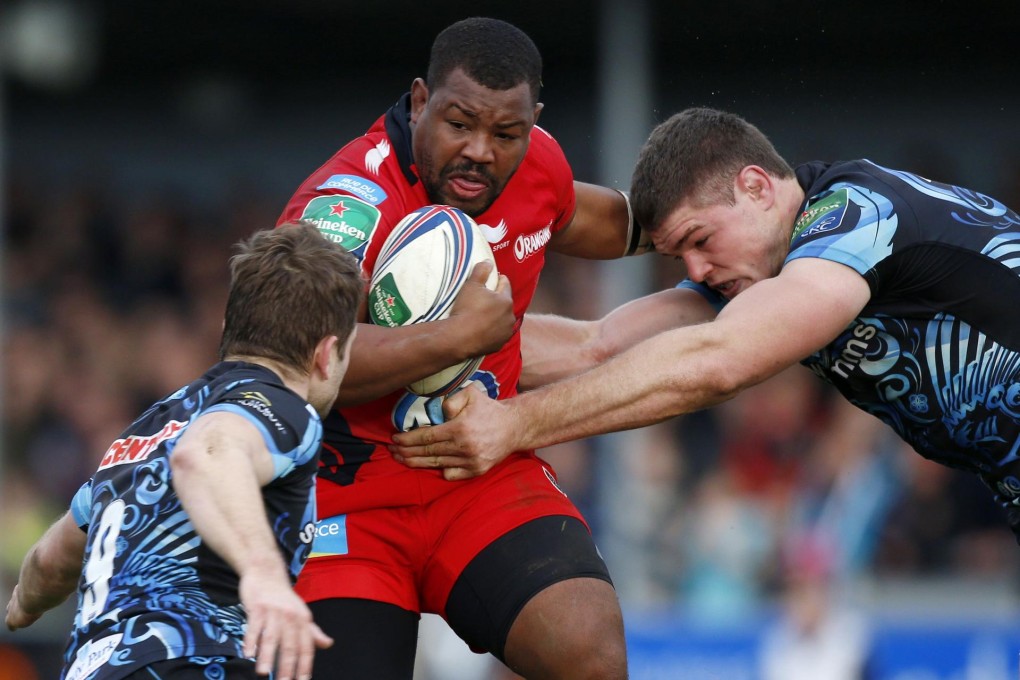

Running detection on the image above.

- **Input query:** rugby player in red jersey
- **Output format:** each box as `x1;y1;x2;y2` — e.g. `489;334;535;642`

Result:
277;16;650;680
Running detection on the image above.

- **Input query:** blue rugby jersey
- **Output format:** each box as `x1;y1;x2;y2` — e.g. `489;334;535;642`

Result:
62;361;322;680
680;160;1020;539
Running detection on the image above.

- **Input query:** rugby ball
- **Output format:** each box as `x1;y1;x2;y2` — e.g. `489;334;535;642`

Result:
368;205;499;397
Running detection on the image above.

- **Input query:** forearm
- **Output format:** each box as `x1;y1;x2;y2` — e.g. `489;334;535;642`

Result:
16;551;76;616
513;327;738;450
511;279;828;449
9;513;85;627
520;289;717;391
519;314;603;390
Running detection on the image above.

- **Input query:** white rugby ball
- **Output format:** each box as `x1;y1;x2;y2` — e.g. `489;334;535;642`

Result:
368;205;499;397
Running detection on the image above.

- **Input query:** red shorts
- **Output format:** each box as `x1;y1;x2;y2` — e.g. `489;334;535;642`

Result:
295;454;584;615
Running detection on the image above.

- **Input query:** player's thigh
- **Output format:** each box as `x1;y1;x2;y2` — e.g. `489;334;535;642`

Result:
442;514;617;663
308;597;419;680
121;657;257;679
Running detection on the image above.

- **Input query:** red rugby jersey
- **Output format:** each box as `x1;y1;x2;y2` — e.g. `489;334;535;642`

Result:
277;94;576;514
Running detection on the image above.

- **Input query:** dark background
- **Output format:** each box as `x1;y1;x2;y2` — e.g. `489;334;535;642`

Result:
9;0;1020;207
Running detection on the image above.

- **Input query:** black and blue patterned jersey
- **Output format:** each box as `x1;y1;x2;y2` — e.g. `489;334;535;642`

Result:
679;160;1020;539
61;361;322;680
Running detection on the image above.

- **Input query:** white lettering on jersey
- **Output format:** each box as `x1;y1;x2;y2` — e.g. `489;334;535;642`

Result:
831;323;878;379
65;634;123;680
514;225;552;262
98;421;186;471
299;521;316;544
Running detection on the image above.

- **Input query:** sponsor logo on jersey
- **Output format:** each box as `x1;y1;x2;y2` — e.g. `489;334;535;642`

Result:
309;514;349;557
478;219;508;245
316;174;388;205
368;273;411;327
65;633;123;680
792;188;849;241
830;322;877;379
514;223;552;262
300;195;380;253
98;420;186;471
240;391;271;406
365;140;391;174
238;397;287;435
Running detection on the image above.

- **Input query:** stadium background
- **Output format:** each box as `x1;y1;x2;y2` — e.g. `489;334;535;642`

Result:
3;1;1020;677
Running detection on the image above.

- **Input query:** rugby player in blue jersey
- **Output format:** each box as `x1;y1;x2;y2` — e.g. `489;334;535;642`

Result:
393;107;1020;545
6;223;363;680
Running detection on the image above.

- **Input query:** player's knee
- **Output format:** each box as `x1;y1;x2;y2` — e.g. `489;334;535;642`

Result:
512;627;628;680
568;609;628;679
574;633;628;679
503;582;628;679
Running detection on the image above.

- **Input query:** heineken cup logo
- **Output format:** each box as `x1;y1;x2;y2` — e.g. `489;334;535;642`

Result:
369;273;411;327
300;194;380;252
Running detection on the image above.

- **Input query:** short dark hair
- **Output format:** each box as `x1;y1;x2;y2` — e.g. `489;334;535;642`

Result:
630;107;795;232
220;223;364;373
427;17;542;103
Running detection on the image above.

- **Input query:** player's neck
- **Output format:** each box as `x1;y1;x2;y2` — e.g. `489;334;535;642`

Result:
223;354;311;400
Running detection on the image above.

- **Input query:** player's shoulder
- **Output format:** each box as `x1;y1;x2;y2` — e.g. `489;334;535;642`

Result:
303;127;398;194
210;364;312;427
282;127;415;259
509;124;572;197
527;125;569;165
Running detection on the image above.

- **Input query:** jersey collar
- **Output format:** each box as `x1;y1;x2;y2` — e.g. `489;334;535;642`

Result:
384;93;419;186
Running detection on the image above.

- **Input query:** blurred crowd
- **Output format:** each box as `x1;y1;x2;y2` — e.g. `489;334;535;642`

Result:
3;167;1020;678
0;173;276;593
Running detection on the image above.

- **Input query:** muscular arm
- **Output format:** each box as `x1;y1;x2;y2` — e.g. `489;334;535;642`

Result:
170;412;331;678
520;288;717;390
393;258;872;477
5;512;86;631
334;262;514;406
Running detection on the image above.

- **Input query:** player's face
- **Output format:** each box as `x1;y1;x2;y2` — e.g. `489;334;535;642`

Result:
653;192;789;300
410;68;542;217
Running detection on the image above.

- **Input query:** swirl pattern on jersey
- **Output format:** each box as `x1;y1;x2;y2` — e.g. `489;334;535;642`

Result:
792;161;1020;537
62;362;321;680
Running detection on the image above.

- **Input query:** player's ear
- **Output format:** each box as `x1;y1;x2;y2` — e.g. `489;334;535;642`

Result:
532;101;544;126
410;78;429;123
737;165;774;207
313;335;340;379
